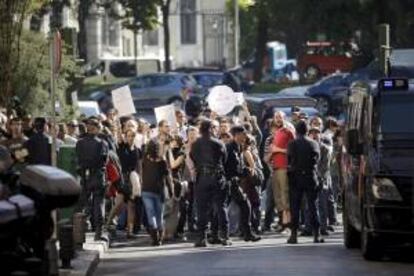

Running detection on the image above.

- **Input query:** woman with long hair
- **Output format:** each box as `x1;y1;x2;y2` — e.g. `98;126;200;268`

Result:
141;140;171;246
106;129;142;238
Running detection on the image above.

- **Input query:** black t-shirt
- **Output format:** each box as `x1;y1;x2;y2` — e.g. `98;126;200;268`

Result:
141;156;168;195
117;142;141;174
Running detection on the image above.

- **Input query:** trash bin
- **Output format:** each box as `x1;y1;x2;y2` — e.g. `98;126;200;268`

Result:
57;145;78;221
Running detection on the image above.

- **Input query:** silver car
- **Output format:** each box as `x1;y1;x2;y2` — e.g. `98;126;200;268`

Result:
128;72;198;110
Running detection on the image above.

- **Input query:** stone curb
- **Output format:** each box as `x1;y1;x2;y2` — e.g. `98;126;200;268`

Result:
59;234;109;276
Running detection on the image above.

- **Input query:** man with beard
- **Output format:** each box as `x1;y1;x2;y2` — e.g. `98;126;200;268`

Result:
270;111;295;232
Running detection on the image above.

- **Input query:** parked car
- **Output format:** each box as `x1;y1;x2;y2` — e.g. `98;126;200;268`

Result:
306;59;414;115
245;93;319;130
305;73;356;115
191;71;224;93
89;72;199;112
297;41;354;81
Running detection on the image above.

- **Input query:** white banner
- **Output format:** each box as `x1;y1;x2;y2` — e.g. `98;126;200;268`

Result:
111;85;136;117
154;104;177;131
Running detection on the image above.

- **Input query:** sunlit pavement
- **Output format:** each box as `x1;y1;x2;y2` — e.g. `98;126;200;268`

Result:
95;226;414;276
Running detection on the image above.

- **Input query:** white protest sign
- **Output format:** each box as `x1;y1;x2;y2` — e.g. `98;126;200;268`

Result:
234;92;245;106
111;85;136;117
154;104;177;131
207;85;237;116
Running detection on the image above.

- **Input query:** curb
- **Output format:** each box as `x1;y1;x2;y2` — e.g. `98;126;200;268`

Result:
59;234;109;276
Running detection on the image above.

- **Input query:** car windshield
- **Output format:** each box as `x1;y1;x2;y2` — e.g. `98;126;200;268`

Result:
380;93;414;133
193;74;223;87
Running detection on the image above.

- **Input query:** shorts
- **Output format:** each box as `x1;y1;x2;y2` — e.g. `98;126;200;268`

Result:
272;169;290;211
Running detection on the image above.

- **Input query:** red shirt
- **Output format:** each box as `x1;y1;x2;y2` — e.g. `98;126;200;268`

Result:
272;127;295;169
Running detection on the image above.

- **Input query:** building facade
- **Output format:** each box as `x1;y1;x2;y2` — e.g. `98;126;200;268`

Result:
87;0;235;69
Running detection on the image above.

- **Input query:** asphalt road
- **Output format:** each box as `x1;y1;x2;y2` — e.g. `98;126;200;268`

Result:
95;227;414;276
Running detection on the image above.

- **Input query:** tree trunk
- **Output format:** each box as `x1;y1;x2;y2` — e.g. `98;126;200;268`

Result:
162;1;171;72
253;13;268;82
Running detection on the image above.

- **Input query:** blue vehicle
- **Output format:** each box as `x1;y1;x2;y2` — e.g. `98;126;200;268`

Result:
306;60;414;116
305;73;356;115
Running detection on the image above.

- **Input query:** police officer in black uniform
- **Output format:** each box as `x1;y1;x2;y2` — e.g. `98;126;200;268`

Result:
226;126;261;242
287;121;324;244
76;117;109;241
191;119;230;247
24;117;51;165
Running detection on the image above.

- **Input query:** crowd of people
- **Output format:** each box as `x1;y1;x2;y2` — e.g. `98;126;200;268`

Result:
0;102;343;247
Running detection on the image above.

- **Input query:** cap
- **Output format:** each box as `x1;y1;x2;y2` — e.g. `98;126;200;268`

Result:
86;117;100;127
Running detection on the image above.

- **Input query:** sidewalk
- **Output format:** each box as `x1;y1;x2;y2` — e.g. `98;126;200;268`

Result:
59;233;109;276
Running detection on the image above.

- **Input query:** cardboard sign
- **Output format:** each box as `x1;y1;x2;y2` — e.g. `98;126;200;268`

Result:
234;92;245;106
111;85;136;117
207;85;237;116
154;104;177;131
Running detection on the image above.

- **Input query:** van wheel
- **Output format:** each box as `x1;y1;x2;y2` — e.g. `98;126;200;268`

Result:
343;198;360;249
361;209;383;261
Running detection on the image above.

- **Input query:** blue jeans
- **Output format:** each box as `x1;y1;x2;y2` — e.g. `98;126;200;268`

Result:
142;191;164;230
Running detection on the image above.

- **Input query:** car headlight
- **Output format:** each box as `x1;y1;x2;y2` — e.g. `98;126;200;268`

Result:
372;178;403;201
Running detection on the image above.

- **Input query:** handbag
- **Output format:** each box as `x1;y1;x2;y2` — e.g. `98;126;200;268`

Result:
106;159;121;183
129;171;141;199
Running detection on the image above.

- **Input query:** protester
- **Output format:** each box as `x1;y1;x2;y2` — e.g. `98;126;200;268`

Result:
141;139;171;246
271;111;295;232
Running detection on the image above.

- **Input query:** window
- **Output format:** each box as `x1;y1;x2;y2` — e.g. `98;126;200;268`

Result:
180;0;197;44
152;76;175;87
130;76;152;89
143;29;159;46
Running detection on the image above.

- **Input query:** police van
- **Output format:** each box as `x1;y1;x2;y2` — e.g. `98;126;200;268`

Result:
342;77;414;260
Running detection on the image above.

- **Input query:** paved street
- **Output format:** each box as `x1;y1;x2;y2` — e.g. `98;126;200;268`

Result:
95;228;414;276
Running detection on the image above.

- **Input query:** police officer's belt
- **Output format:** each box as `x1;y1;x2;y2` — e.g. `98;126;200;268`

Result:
197;166;223;176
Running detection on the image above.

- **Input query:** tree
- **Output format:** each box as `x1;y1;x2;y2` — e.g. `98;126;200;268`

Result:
116;0;158;75
157;0;172;72
0;0;33;107
12;30;80;117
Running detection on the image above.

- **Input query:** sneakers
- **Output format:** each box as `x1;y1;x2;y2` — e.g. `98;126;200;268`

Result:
320;229;330;236
244;233;261;242
313;236;325;243
207;236;222;245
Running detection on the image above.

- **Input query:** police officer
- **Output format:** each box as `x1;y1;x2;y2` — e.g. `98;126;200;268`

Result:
287;121;324;244
76;117;109;241
191;119;230;247
226;126;261;242
24;117;51;165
